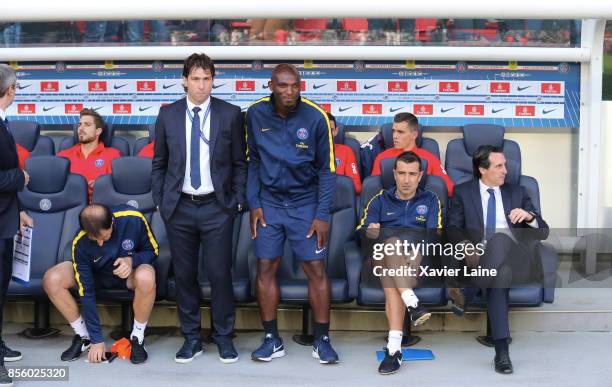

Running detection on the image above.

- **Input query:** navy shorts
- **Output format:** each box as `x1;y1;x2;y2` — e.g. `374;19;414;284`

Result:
254;203;327;261
94;273;129;290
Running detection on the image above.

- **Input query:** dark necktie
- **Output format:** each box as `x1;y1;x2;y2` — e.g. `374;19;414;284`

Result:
190;106;201;190
485;188;496;241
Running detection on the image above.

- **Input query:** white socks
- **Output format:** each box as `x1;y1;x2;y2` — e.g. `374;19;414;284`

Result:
131;319;148;344
387;330;403;355
69;316;89;339
400;289;419;308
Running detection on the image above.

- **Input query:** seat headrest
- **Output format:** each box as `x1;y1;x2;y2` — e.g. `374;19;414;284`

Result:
73;122;114;147
111;157;152;195
462;124;505;156
380;157;429;190
504;159;521;186
333;122;346;145
25;156;70;194
331;175;355;213
8;120;40;151
381;122;425;149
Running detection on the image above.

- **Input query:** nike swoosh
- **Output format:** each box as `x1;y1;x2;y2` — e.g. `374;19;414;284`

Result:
139;106;152;112
162;83;176;89
441;108;455;113
492;108;505;114
92;106;103;111
65;84;79;90
315;247;326;254
389;107;404;112
273;344;283;352
93;256;102;263
17;84;31;90
262;84;269;89
386;212;395;216
466;85;480;90
42;107;55;112
113;84;127;89
517;86;531;91
338;106;353;112
212;83;226;89
542;109;556;114
415;84;430;90
363;84;378;90
261;128;270;132
312;84;327;90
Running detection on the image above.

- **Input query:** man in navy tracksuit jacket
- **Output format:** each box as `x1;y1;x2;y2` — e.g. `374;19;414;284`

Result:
246;64;338;364
43;204;158;365
358;151;442;375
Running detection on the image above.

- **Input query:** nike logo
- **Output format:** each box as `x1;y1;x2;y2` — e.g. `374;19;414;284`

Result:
92;106;103;111
113;84;127;90
261;128;270;132
93;256;103;263
162;83;176;89
17;84;31;90
212;83;226;89
139;106;152;112
42;107;55;112
273;344;283;352
542;109;556;114
338;106;353;112
492;108;505;114
312;83;327;90
389;107;404;112
363;84;378;90
440;108;455;113
466;85;480;91
65;84;79;90
415;84;430;90
262;84;269;89
315;247;326;254
386;212;395;216
517;86;531;91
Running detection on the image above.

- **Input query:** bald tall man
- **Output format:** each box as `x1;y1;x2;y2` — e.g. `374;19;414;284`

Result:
246;64;338;364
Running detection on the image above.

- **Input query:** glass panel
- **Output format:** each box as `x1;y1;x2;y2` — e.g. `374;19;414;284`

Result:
603;20;612;101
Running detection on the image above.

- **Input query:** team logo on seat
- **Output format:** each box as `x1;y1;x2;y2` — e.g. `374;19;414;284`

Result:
122;239;135;251
95;159;104;168
416;205;428;215
39;199;52;211
127;200;139;209
297;128;309;140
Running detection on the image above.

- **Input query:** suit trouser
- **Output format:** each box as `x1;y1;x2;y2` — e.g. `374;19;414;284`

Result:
165;196;235;341
0;238;14;340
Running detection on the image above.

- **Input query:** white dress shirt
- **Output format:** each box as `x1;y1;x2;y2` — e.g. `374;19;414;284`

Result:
182;97;214;195
479;179;538;242
0;108;7;122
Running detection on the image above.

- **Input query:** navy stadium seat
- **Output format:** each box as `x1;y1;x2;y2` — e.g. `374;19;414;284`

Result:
8;156;88;338
335;122;362;173
8;120;55;156
58;122;130;156
380;122;441;160
132;123;156;156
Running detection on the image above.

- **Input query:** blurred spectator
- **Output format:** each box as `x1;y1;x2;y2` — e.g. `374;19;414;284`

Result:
1;23;21;47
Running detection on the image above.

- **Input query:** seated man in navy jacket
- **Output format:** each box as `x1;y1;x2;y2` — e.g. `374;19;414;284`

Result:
358;151;442;375
43;204;158;364
447;145;549;375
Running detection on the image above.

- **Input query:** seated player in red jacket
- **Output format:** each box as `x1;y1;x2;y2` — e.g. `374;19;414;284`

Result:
327;112;361;194
371;112;453;196
16;143;29;169
138;140;154;158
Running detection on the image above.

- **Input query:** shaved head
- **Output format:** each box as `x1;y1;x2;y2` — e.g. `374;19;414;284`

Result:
269;63;301;116
271;63;300;83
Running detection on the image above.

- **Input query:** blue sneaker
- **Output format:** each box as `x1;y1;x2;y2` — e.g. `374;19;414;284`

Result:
312;335;339;364
251;334;286;362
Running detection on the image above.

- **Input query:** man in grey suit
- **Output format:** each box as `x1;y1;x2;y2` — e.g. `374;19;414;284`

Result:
151;53;247;364
0;63;33;386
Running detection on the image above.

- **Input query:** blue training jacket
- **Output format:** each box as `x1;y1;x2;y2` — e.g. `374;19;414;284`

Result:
71;205;158;344
358;186;443;230
246;94;336;221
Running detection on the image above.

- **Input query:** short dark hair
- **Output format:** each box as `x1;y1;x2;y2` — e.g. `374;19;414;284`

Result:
326;112;336;126
473;145;504;178
79;204;112;239
393;112;418;129
79;108;105;131
394;151;422;171
182;53;215;92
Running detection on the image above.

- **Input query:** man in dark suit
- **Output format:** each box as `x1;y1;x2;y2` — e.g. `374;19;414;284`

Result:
447;145;549;374
151;53;247;364
0;63;33;385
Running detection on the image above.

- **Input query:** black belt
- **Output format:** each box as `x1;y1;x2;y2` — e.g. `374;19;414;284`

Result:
181;192;215;202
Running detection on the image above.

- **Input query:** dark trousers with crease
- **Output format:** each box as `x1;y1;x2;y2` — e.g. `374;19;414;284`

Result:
165;196;235;341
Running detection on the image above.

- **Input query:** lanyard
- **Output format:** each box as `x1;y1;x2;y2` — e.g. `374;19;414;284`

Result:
186;103;212;145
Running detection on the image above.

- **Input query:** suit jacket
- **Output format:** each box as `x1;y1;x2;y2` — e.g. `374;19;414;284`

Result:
0;119;25;239
447;179;549;254
151;97;247;220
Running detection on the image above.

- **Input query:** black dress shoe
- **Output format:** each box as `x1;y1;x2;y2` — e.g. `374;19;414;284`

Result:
477;335;513;347
494;351;514;374
215;337;238;364
175;338;203;364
